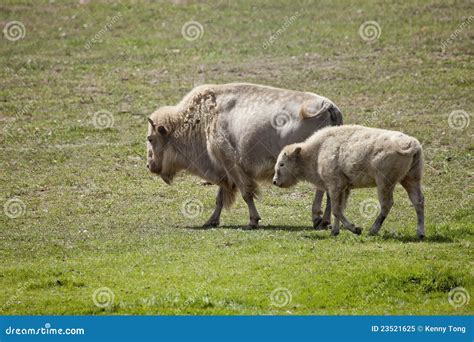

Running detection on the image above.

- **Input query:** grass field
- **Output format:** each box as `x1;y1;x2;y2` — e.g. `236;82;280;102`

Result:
0;0;473;315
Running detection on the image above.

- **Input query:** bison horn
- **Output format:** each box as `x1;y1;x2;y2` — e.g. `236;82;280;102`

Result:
148;118;156;128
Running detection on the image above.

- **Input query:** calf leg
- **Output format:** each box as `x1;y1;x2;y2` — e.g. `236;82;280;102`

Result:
368;184;395;236
329;187;362;235
312;189;324;228
401;178;425;239
313;191;331;230
322;193;331;228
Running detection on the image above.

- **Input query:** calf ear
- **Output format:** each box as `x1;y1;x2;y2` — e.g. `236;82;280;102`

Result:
294;147;302;155
148;118;156;129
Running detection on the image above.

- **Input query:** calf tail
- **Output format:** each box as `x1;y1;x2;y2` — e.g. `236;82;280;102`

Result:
408;147;424;180
328;104;343;126
397;137;421;156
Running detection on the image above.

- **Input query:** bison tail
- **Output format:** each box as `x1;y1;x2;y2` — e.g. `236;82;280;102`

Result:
397;138;421;156
406;146;424;180
222;184;238;209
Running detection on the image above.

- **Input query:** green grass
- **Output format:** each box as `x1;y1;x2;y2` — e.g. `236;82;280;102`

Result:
0;0;473;315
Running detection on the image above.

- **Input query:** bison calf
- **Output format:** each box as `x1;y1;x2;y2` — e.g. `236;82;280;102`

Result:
273;125;425;239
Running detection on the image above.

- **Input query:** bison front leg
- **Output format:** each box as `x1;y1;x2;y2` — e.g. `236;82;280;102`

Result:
331;217;340;236
203;186;225;228
312;190;331;230
203;185;237;228
242;192;261;229
329;187;362;235
312;190;324;228
322;193;331;227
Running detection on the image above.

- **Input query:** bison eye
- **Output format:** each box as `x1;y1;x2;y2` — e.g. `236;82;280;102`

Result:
279;163;284;167
147;136;152;142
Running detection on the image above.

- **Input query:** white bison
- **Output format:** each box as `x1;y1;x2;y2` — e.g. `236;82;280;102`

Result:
273;125;425;238
147;83;343;229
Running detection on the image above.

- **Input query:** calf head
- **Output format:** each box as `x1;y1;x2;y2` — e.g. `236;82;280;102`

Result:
273;145;302;188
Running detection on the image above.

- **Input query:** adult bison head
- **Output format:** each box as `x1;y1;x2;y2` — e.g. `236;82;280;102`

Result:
146;107;178;185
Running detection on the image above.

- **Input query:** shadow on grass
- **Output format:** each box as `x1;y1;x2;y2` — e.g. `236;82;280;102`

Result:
185;224;316;232
379;234;454;243
184;225;454;243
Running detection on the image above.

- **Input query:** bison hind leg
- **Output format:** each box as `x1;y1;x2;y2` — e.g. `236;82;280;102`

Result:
368;178;395;236
400;177;425;239
239;179;261;229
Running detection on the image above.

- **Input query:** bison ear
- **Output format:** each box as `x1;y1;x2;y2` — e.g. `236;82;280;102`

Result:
148;118;156;129
294;147;302;156
157;125;167;135
300;100;331;119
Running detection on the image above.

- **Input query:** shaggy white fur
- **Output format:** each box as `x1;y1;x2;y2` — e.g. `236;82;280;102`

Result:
274;125;425;239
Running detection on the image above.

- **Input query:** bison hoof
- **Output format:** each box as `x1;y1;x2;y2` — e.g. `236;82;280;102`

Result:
313;217;322;228
320;221;331;230
368;229;378;236
243;222;259;230
331;230;340;237
202;220;219;228
354;227;363;235
417;234;425;241
313;218;330;230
